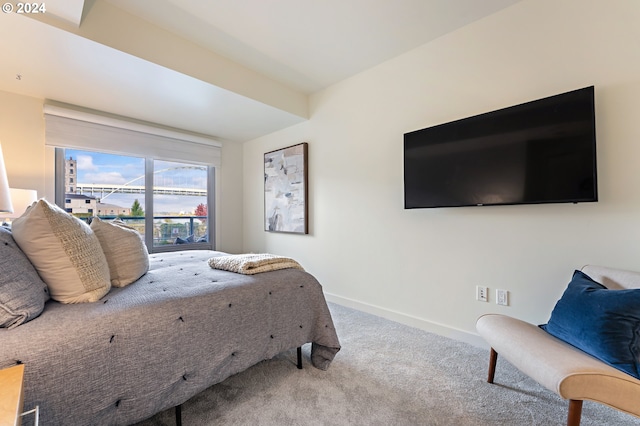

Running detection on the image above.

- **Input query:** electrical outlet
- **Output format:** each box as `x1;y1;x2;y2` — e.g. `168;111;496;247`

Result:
496;289;509;306
476;285;488;302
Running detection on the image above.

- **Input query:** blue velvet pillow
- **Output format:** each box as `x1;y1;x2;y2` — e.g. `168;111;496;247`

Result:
541;270;640;379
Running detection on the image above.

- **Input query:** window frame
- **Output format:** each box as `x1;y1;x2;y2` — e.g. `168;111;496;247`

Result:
55;148;215;253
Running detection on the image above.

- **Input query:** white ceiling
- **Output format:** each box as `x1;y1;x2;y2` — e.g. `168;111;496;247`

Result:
0;0;523;142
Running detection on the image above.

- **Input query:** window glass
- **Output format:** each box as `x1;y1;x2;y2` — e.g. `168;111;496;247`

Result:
57;149;214;252
63;150;145;228
152;159;208;247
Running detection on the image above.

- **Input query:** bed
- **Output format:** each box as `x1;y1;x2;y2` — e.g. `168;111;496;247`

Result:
0;250;341;425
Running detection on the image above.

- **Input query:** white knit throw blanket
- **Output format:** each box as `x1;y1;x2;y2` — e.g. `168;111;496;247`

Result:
208;253;304;275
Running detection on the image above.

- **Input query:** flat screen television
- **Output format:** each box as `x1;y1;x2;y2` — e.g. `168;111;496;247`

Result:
404;86;597;209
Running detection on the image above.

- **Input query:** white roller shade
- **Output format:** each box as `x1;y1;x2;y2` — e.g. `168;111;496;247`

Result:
44;104;221;167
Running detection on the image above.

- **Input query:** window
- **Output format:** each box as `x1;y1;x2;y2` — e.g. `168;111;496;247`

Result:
152;159;209;246
55;148;214;253
44;103;220;252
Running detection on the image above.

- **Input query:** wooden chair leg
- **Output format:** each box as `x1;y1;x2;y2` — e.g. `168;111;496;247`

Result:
487;348;498;383
297;346;303;369
567;400;583;426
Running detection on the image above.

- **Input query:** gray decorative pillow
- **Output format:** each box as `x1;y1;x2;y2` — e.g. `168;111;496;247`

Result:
0;226;50;329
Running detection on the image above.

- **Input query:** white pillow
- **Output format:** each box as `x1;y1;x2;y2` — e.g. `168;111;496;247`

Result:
90;217;149;287
11;199;111;304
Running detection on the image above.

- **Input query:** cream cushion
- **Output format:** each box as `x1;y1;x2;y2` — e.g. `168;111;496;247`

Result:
90;217;149;287
11;199;111;303
476;313;640;414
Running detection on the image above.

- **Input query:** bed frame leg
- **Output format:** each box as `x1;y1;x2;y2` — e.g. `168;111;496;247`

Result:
175;404;182;426
297;346;303;369
567;400;583;426
488;348;498;383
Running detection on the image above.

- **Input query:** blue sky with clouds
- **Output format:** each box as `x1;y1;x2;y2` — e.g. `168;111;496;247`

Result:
67;149;207;215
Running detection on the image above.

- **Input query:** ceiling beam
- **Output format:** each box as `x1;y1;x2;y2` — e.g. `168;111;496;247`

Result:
27;0;309;120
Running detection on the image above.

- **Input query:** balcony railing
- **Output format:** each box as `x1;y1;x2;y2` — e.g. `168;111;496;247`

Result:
81;215;208;246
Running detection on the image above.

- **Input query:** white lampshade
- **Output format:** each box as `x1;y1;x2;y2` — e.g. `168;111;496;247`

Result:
0;143;13;214
6;188;38;219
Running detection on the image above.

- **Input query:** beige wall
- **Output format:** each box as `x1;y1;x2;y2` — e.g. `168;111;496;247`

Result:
0;91;46;196
243;0;640;345
216;138;244;254
0;89;244;253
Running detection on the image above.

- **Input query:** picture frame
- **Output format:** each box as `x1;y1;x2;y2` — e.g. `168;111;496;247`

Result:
264;142;308;234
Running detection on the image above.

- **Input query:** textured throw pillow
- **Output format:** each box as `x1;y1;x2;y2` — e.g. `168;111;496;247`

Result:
11;199;111;304
541;270;640;379
0;226;50;328
90;217;149;287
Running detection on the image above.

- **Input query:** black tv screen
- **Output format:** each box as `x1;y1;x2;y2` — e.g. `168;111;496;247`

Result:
404;86;597;209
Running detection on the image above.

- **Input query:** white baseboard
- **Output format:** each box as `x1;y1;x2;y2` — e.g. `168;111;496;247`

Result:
324;292;489;349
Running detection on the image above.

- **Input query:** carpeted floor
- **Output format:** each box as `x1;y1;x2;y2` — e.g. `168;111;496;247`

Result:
135;303;640;425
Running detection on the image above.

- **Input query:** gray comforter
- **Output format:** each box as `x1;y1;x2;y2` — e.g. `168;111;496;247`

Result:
0;250;341;425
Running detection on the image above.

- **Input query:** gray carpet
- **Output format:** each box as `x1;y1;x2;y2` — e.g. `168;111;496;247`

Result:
135;303;640;425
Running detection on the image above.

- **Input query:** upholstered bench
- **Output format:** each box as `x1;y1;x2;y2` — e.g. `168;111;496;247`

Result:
476;265;640;426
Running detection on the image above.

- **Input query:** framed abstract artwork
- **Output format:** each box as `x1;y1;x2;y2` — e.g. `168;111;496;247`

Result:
264;142;308;234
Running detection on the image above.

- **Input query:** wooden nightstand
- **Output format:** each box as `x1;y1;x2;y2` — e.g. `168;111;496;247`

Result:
0;364;25;426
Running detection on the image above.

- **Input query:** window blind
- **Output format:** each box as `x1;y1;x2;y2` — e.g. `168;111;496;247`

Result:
44;104;221;167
